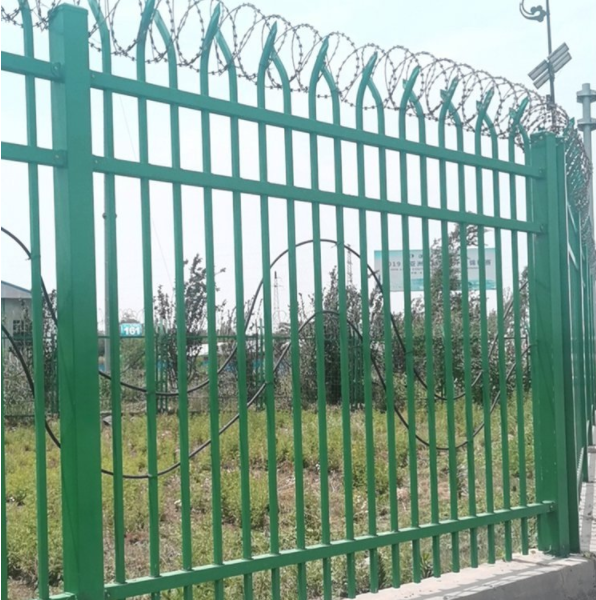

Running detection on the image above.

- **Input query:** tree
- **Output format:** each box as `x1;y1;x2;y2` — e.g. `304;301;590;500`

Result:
14;290;59;413
407;225;529;404
298;268;383;407
154;254;225;387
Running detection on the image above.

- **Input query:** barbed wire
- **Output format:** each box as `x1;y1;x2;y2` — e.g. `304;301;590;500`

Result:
2;0;593;254
0;1;583;132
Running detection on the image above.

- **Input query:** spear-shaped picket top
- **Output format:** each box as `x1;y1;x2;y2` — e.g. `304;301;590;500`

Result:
305;36;341;127
356;53;378;107
198;4;238;98
439;78;459;119
440;78;459;103
476;87;495;121
137;0;156;69
258;23;279;80
18;0;34;52
309;37;340;98
401;67;421;104
438;79;461;147
88;0;112;69
200;3;223;87
256;23;292;111
508;97;530;150
155;10;177;86
398;67;422;137
203;4;222;51
309;37;330;89
510;97;530;127
474;87;496;150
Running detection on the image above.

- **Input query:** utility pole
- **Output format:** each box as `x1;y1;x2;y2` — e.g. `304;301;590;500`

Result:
273;271;282;332
577;83;596;227
347;245;354;286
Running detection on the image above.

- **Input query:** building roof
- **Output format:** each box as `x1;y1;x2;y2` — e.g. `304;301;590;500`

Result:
1;281;31;300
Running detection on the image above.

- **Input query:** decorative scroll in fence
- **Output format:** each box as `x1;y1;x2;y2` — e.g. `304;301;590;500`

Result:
1;1;595;600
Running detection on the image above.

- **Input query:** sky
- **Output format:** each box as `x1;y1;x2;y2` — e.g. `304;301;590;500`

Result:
1;0;595;329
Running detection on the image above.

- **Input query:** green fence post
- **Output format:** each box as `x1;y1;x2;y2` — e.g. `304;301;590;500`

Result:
49;5;105;599
529;132;573;556
554;139;581;553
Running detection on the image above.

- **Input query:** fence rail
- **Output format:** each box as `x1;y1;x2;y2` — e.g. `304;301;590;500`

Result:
2;2;595;600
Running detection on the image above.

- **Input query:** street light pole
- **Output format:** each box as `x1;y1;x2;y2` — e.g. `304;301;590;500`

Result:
520;0;555;104
543;0;555;103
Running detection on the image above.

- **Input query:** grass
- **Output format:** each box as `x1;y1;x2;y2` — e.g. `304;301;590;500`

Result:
5;395;537;599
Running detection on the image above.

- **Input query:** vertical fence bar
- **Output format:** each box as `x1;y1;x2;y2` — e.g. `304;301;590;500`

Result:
355;56;379;592
437;89;460;573
136;5;161;592
474;94;496;562
88;0;127;581
529;132;572;556
420;144;441;576
591;269;596;427
20;1;51;596
154;13;192;598
200;10;224;598
226;31;254;600
398;72;421;583
576;240;589;487
441;84;480;568
487;115;513;560
378;82;401;589
508;105;530;555
49;5;104;598
583;248;595;446
330;83;357;600
587;266;593;430
555;140;581;552
308;42;332;600
526;135;547;552
411;83;443;575
257;31;293;600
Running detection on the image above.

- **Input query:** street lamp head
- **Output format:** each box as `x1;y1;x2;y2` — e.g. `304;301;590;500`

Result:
519;1;548;22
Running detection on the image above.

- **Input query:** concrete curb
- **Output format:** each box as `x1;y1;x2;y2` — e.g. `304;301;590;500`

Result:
352;551;596;600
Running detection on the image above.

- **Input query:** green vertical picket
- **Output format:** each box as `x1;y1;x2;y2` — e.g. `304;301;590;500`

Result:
88;0;127;581
508;102;530;555
484;112;513;560
554;139;581;553
474;92;496;563
355;56;380;592
21;1;51;596
308;41;333;600
398;71;421;583
200;10;225;600
437;83;460;573
154;13;193;598
136;5;161;594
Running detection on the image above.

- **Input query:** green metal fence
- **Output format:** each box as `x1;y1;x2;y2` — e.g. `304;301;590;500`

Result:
1;1;595;599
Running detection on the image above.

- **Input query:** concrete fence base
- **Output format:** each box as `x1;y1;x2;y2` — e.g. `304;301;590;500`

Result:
352;551;596;600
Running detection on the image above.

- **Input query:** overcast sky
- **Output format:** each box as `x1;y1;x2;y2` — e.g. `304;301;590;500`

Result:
1;0;594;328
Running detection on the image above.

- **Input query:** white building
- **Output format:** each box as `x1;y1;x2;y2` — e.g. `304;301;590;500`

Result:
1;281;32;346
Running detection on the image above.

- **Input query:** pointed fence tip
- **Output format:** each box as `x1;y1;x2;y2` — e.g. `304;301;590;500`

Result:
402;66;421;88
